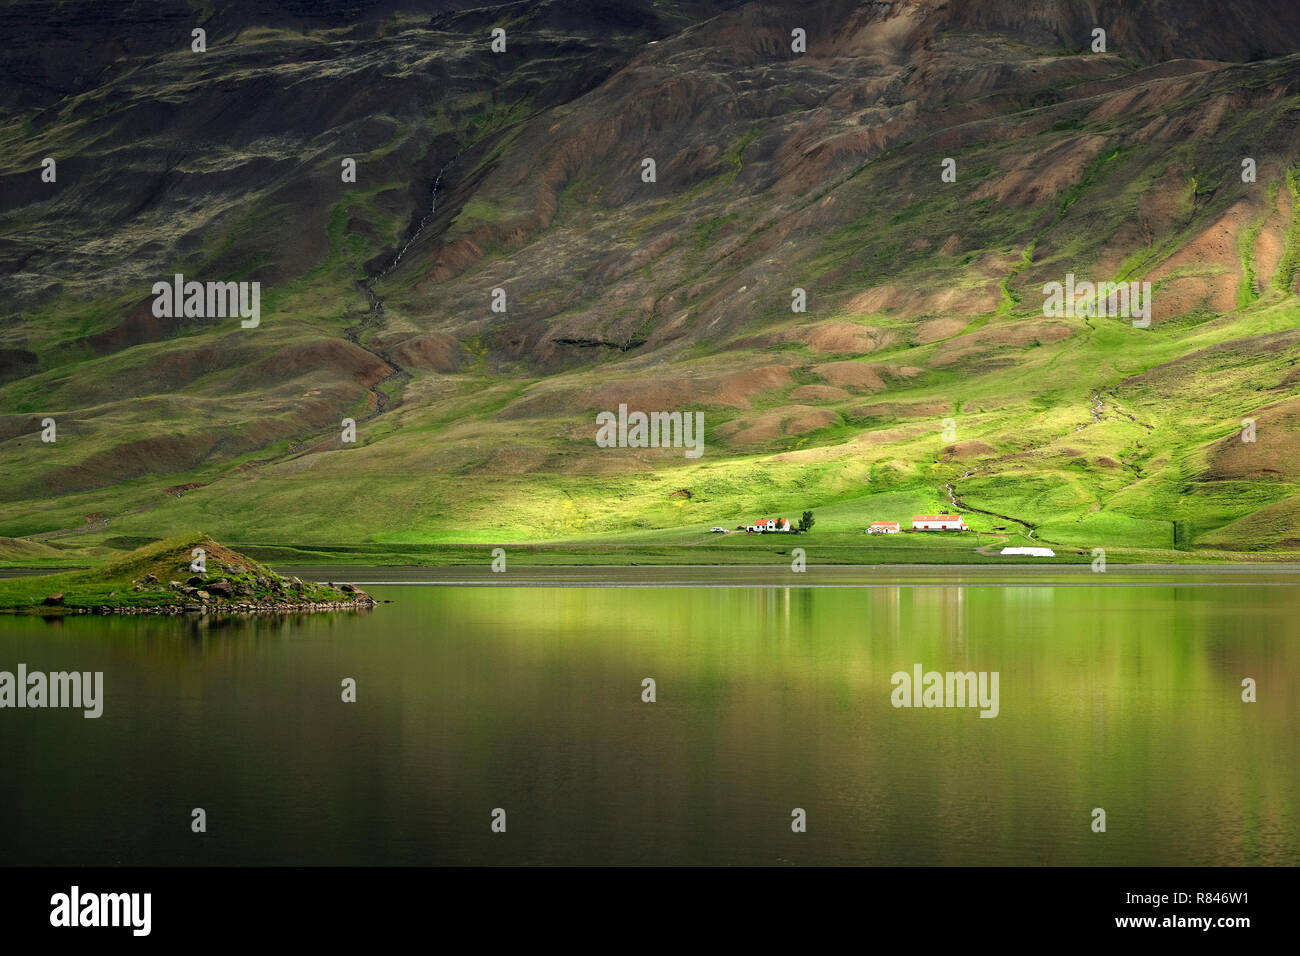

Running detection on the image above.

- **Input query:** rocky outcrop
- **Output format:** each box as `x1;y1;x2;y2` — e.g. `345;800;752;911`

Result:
4;533;379;615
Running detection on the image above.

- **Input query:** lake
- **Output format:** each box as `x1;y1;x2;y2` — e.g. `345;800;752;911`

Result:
1;567;1296;865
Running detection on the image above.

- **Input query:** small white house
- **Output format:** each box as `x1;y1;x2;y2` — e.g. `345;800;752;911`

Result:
746;517;791;533
1000;547;1055;557
867;522;900;534
912;514;969;531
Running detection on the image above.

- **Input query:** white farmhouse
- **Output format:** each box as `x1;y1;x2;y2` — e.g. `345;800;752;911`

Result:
912;514;969;531
745;517;791;533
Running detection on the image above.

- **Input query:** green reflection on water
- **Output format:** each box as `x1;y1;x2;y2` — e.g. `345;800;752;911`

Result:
0;581;1295;865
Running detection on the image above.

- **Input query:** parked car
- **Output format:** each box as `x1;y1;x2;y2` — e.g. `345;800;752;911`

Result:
709;527;728;533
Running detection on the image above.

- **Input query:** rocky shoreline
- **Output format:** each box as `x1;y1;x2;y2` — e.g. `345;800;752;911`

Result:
39;573;379;615
6;535;384;616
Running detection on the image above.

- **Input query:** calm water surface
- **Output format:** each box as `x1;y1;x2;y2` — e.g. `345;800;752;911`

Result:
1;569;1296;865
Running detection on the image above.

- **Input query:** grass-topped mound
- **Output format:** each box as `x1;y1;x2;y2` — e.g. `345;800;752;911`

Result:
0;533;375;614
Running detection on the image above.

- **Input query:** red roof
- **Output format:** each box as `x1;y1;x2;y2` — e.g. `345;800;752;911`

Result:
913;515;961;521
871;522;899;528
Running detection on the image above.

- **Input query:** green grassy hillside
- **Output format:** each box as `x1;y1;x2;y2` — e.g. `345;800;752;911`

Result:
3;1;1300;565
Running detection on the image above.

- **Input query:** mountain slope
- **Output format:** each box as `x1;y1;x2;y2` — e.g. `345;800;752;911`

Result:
2;0;1300;557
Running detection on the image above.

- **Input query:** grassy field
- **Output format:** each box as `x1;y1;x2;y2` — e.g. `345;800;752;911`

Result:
1;524;1261;573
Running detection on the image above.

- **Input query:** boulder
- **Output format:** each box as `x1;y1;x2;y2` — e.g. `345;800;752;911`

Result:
186;574;205;587
207;580;233;598
42;593;65;606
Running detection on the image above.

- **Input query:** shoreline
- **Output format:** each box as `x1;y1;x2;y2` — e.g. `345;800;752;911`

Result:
276;562;1300;588
7;560;1300;610
7;560;1300;579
